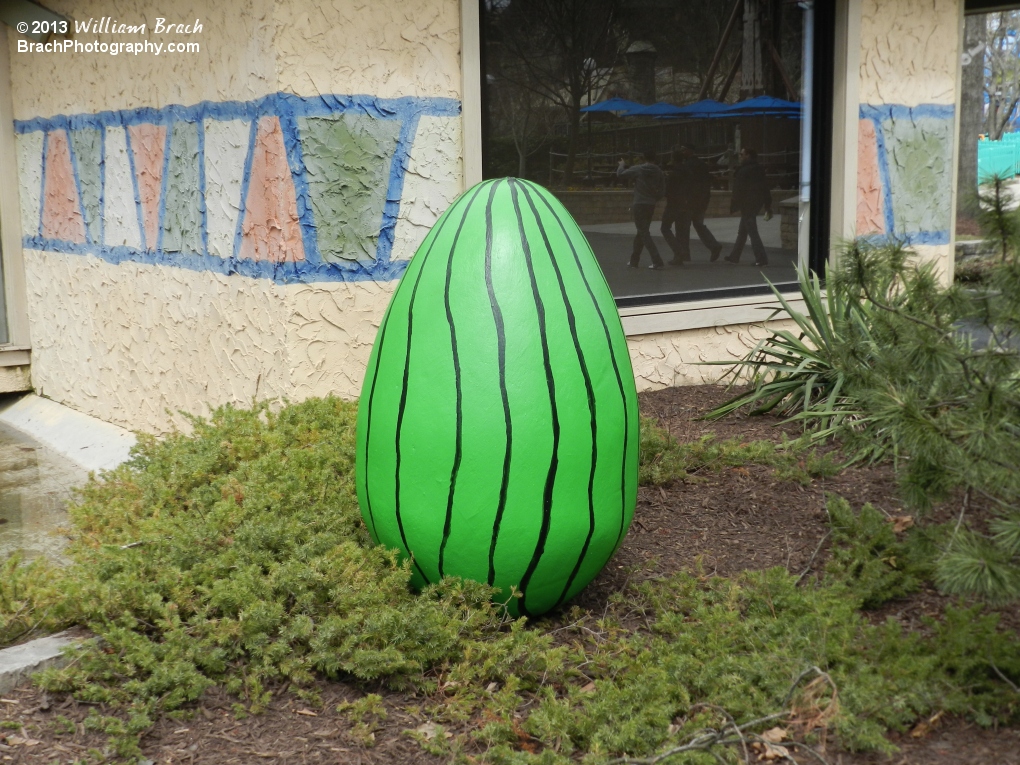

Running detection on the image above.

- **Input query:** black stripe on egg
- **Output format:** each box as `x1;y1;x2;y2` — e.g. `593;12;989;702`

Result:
517;181;599;609
482;180;514;587
436;177;481;578
360;197;461;545
392;182;488;584
522;180;635;554
508;178;562;618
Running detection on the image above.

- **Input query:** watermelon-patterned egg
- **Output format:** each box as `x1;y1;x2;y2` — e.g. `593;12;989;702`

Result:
355;178;638;618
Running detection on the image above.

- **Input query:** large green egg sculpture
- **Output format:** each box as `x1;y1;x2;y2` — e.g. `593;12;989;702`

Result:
355;178;638;617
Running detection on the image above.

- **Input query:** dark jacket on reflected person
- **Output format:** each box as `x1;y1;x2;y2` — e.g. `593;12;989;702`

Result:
665;157;713;213
618;162;665;206
730;158;772;215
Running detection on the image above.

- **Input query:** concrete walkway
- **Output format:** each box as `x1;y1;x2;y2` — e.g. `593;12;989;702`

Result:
0;394;136;564
0;632;79;694
0;395;135;474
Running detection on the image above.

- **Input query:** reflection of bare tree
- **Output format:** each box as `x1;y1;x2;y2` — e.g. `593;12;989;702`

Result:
487;0;620;185
491;75;557;177
985;12;1020;140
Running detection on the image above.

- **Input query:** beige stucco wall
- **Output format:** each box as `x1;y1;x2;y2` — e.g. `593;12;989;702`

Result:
0;365;31;393
855;0;961;276
274;1;461;100
627;322;775;391
858;0;960;106
10;0;462;433
10;0;459;118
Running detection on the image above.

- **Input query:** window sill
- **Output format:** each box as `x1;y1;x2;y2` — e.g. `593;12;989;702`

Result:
0;346;31;367
620;293;806;336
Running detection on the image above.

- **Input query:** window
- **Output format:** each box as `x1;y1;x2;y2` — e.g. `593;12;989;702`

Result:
478;0;834;309
0;30;30;356
957;4;1020;246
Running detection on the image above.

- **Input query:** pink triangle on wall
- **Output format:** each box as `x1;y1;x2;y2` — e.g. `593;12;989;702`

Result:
856;119;885;236
127;123;167;250
239;116;305;263
41;130;87;243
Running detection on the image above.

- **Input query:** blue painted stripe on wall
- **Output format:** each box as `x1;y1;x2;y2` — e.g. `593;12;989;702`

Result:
22;234;415;283
65;130;90;245
14;93;460;135
278;103;322;267
858;103;956;244
232;117;259;262
860;230;951;247
867;114;896;237
859;103;956;122
18;92;461;284
36;131;48;239
197;119;208;257
99;127;106;247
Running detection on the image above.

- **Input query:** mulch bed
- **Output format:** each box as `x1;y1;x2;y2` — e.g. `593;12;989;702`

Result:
1;385;1017;765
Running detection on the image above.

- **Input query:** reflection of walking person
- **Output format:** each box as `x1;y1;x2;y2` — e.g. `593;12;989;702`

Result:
717;143;739;190
661;145;722;265
617;150;665;269
725;147;772;267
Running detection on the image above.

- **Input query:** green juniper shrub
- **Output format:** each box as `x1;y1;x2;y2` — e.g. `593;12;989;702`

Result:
1;398;1018;763
638;416;836;487
336;693;387;746
823;497;935;608
0;553;71;645
456;568;1019;764
19;398;537;755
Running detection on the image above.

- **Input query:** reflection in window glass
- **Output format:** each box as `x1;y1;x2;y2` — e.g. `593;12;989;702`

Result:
481;0;815;304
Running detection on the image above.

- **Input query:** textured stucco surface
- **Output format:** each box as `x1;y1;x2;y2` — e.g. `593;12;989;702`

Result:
20;114;461;434
0;366;32;394
858;0;959;107
626;322;784;391
8;0;278;118
856;119;884;235
273;0;461;100
10;0;464;432
856;0;960;267
882;113;954;237
24;249;399;432
391;115;463;261
102;127;143;249
26;250;290;430
298;113;403;264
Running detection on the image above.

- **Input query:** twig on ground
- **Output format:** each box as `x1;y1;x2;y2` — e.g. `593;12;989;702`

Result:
606;712;786;765
990;658;1020;693
795;532;831;586
783;666;837;710
691;703;751;764
606;667;839;764
787;739;832;765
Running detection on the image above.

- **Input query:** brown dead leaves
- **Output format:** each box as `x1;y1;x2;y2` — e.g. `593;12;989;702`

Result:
751;726;792;760
3;728;42;747
889;515;915;534
909;710;945;738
